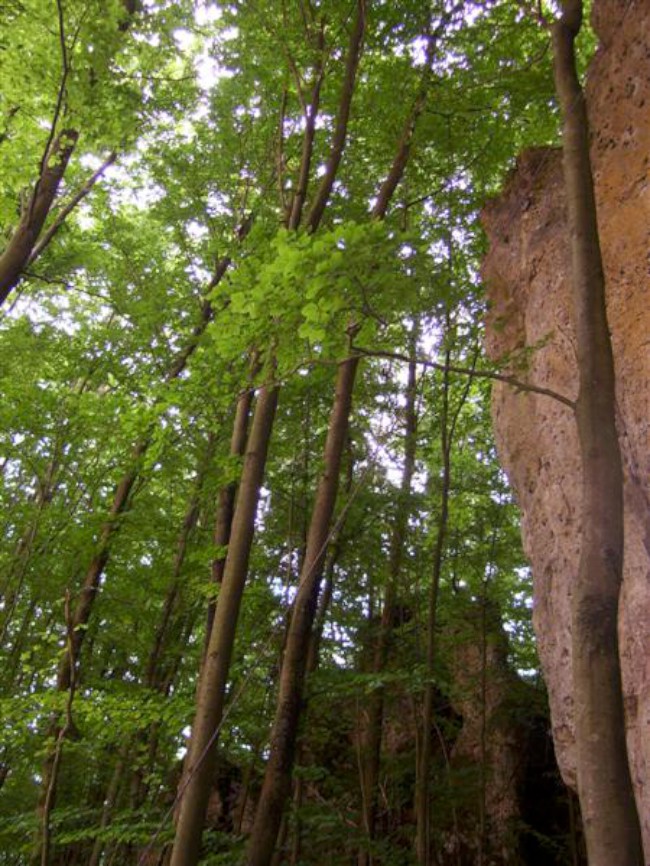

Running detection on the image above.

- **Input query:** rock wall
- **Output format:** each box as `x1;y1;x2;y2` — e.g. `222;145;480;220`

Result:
481;0;650;850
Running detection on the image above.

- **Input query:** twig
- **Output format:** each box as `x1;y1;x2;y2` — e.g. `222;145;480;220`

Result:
352;344;576;409
29;0;70;225
40;589;77;866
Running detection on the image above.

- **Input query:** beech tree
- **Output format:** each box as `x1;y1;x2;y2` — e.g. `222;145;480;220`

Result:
551;1;643;863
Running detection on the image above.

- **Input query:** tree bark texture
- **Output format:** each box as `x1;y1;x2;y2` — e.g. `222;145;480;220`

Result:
306;0;366;232
205;384;255;642
552;2;643;864
0;130;78;306
245;355;359;866
169;384;279;866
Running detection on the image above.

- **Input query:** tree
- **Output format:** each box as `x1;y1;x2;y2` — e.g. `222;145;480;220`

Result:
551;1;643;862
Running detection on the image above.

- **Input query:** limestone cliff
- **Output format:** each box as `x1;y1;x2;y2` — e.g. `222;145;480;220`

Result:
482;0;650;850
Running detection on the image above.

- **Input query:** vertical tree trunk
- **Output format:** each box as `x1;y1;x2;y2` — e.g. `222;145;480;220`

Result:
246;355;359;866
205;383;256;642
291;543;341;865
552;3;643;864
358;338;418;866
169;383;279;866
415;350;451;866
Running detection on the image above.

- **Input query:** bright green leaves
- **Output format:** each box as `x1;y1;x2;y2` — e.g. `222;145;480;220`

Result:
211;220;422;376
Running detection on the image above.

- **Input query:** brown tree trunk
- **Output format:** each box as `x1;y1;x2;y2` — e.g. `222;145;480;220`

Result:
291;543;341;865
245;355;359;866
169;383;279;866
305;0;366;232
415;350;451;866
205;382;256;642
552;2;643;864
0;130;78;306
358;338;418;866
415;337;476;864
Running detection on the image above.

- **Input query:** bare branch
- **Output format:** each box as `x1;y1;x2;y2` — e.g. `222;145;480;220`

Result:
352;344;576;409
306;0;366;232
29;0;70;225
372;3;466;219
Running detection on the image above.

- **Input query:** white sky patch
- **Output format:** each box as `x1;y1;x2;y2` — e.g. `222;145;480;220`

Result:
173;28;194;52
185;220;209;241
195;2;221;25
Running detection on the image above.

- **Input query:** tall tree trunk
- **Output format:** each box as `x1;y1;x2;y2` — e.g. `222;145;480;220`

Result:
168;3;365;853
552;2;643;864
169;383;279;866
415;350;451;866
246;355;359;866
145;435;215;690
415;336;476;864
358;337;418;866
205;382;256;642
291;542;341;866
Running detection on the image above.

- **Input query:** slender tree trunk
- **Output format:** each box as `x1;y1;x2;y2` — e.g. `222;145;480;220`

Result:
291;544;340;865
246;355;359;866
206;383;256;641
138;431;219;693
87;752;127;866
56;449;146;692
169;383;279;866
305;0;366;232
552;3;643;864
415;336;476;865
358;339;418;866
33;592;77;866
415;351;451;866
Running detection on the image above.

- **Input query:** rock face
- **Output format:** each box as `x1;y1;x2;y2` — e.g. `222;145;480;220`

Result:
482;0;650;851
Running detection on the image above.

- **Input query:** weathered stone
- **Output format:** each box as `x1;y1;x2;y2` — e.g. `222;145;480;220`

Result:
482;0;650;850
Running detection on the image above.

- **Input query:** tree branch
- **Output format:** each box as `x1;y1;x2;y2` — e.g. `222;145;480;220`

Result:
351;345;576;409
306;0;366;232
27;152;117;266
